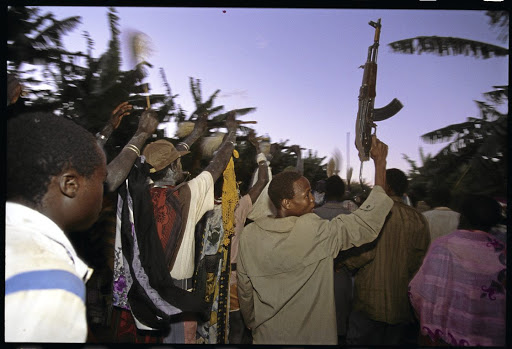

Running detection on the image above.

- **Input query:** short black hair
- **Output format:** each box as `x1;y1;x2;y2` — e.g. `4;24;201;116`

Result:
325;175;345;201
386;168;408;196
457;194;501;232
7;112;104;206
268;171;303;210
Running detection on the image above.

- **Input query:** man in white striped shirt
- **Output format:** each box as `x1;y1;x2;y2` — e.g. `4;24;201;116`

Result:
6;112;107;342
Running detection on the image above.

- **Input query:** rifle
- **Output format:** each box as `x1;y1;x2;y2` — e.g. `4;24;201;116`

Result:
355;18;403;185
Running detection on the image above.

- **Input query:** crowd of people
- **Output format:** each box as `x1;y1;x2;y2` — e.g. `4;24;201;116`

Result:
5;78;507;346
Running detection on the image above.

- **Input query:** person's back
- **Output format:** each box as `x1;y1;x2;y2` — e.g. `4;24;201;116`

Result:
237;136;393;345
345;199;429;323
422;208;460;241
239;202;392;344
422;186;460;241
110;113;238;343
409;194;505;346
342;169;430;346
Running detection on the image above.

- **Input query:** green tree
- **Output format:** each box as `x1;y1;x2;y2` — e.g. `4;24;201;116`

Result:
7;7;171;161
7;6;86;113
419;86;507;197
388;11;508;59
390;11;508;198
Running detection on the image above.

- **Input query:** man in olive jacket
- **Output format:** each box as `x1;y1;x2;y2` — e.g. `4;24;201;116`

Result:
237;136;393;345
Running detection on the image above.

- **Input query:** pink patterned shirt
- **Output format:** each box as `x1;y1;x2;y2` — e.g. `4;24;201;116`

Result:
409;229;506;346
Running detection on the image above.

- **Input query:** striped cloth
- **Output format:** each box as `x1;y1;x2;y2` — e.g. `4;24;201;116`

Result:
5;202;92;342
409;229;506;346
342;196;431;324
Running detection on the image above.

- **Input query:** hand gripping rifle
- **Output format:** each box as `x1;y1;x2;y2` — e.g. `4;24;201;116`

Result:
355;18;403;187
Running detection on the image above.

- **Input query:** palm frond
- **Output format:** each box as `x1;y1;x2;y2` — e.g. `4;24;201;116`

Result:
190;77;202;106
232;107;258;117
421;120;475;143
388;36;508;59
484;85;508;104
202;89;221;110
34;17;82;48
485;10;509;43
159;67;172;96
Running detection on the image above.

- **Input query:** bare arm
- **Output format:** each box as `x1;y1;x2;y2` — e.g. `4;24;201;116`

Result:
203;112;237;182
174;113;208;152
96;102;133;147
370;135;387;188
247;130;269;203
289;144;304;175
105;109;159;192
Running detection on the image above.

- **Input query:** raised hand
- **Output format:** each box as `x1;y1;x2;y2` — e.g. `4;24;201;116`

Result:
110;102;133;129
225;111;238;133
247;129;259;149
137;108;159;135
370;135;388;164
193;113;209;136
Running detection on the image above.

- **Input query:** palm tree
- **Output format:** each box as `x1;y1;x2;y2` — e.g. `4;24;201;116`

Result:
7;6;84;69
388;11;508;59
7;6;86;113
420;86;507;196
390;11;508;197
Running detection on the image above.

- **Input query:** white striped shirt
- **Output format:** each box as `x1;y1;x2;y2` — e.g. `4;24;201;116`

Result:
5;202;93;342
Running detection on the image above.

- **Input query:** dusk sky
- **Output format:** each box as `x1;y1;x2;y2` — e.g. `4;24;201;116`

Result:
38;6;508;185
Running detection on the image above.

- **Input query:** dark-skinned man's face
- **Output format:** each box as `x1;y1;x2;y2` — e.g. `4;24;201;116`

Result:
284;176;315;217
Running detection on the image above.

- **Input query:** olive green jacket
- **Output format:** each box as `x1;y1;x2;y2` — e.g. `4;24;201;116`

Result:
342;196;430;324
237;186;393;345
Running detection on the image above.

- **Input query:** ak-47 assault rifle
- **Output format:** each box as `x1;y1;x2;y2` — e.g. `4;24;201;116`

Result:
355;18;403;186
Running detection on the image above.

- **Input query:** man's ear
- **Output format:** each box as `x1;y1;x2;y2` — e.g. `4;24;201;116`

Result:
281;198;291;210
59;172;80;198
384;183;394;197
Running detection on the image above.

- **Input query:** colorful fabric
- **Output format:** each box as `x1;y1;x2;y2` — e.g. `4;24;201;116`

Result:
5;202;92;342
112;307;162;343
221;149;240;246
195;206;226;344
342;196;430;325
112;158;207;332
195;150;239;344
408;229;506;347
149;186;183;267
170;171;215;279
237;186;393;344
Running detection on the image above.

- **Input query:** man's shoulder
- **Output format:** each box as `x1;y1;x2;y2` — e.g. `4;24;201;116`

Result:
6;233;77;279
392;201;428;223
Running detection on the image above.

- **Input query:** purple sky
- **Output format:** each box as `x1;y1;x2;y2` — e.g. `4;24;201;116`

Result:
39;7;508;185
